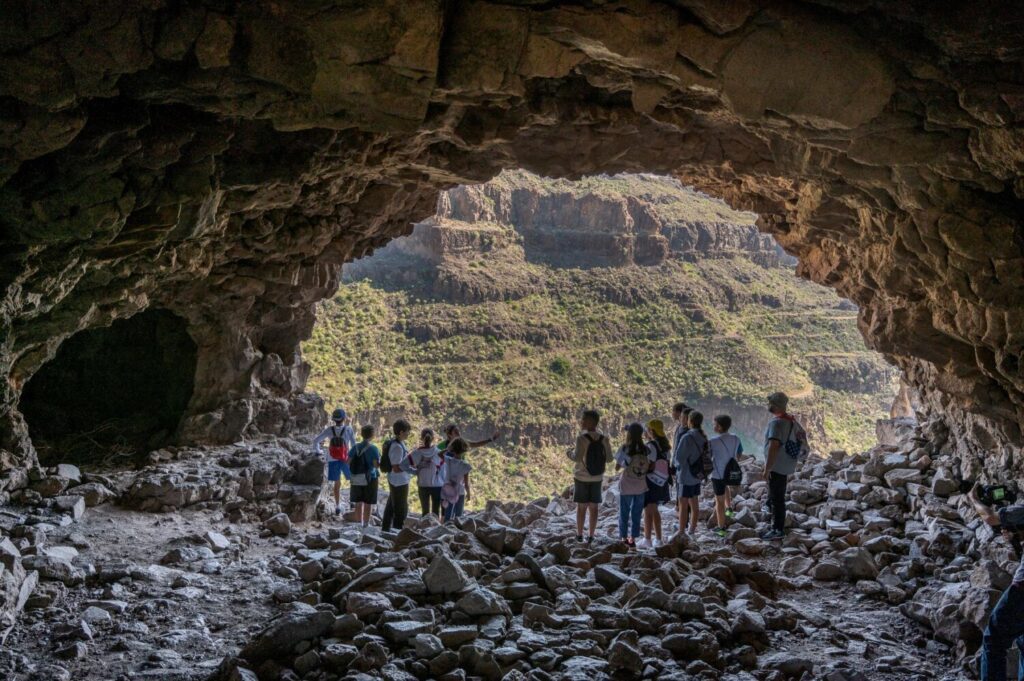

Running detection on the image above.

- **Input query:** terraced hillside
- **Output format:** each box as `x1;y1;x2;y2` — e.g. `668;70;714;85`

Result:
304;172;897;505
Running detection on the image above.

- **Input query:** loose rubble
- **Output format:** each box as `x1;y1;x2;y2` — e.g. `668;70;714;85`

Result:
0;419;1018;680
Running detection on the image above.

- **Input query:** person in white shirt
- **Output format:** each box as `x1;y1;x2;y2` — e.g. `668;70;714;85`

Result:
410;428;444;517
311;408;357;515
709;414;744;537
380;419;413;532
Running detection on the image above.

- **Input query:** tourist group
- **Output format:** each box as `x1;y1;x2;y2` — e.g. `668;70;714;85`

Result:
311;415;499;529
311;391;809;548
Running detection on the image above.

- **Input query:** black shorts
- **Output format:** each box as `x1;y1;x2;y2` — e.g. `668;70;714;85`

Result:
712;478;728;496
573;480;603;504
351;479;379;505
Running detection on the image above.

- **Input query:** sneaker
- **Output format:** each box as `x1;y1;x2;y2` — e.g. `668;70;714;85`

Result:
715;528;727;538
335;504;343;516
636;538;651;550
576;534;584;543
725;509;735;518
587;535;595;546
625;538;636;550
761;529;784;540
651;538;661;549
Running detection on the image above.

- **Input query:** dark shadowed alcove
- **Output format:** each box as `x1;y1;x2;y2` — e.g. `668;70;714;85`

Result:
19;309;197;465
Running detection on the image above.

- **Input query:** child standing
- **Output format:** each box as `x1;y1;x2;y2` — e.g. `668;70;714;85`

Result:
441;438;472;522
348;425;381;527
568;409;613;545
639;419;671;549
709;414;744;537
311;408;356;515
673;411;707;537
381;419;413;532
411;429;443;517
615;422;654;550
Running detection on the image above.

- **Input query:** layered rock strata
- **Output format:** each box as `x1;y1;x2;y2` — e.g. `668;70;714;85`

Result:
1;1;1023;492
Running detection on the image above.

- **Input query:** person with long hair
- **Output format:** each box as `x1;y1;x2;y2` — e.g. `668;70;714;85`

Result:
411;428;443;517
615;422;655;550
673;410;707;537
638;419;671;549
441;438;472;522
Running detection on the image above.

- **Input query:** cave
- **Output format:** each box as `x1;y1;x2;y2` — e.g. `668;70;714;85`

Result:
18;309;197;466
0;0;1021;489
2;3;1024;678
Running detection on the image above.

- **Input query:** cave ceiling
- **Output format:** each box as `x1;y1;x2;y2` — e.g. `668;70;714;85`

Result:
1;0;1022;486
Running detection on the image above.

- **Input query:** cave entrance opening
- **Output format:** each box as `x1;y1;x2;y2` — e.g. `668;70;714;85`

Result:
19;309;197;467
304;170;900;505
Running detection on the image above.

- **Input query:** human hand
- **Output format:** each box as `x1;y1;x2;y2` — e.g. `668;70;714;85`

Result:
465;491;471;503
762;465;769;478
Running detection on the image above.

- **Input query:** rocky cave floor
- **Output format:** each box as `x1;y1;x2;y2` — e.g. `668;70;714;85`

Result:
0;422;1010;681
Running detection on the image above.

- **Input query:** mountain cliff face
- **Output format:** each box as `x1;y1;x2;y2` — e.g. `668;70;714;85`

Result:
436;172;789;269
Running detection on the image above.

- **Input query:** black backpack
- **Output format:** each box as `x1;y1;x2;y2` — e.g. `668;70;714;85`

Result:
349;441;370;477
584;434;606;476
687;434;709;481
723;457;743;486
378;439;395;472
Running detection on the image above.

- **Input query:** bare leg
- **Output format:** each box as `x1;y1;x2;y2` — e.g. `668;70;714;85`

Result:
576;504;586;537
725;486;733;511
333;480;341;507
653;509;662;541
643;505;654;541
677;500;687;535
715;494;726;529
688;497;699;533
587;503;599;538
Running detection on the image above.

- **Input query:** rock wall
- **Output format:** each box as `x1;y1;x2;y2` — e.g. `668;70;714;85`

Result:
2;0;1023;495
437;174;787;268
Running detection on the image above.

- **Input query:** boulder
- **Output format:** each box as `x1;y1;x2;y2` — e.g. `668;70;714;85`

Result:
838;548;878;581
263;513;291;536
422;554;474;595
454;587;511;617
239;609;334;663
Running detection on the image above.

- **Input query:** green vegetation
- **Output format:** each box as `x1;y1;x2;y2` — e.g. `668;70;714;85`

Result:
304;174;898;507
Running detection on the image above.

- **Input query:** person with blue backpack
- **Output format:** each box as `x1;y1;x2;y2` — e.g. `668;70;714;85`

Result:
673;410;708;538
348;424;381;527
311;408;356;515
761;391;809;540
568;409;613;545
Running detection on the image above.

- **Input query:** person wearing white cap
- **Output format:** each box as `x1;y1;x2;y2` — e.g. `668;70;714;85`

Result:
312;408;356;515
761;392;807;540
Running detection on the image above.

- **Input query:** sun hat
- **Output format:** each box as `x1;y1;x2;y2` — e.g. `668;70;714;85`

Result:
647;419;666;438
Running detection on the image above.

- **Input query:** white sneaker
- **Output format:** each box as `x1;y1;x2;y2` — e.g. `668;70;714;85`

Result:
636;538;651;550
651;538;661;549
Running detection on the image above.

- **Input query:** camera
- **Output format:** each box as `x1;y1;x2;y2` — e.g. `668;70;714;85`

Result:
959;480;1018;508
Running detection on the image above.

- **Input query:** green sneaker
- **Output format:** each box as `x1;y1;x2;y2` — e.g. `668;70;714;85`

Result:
725;509;735;518
715;528;727;538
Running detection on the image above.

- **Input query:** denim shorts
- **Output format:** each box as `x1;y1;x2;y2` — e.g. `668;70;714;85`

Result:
327;460;350;482
678;483;701;499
